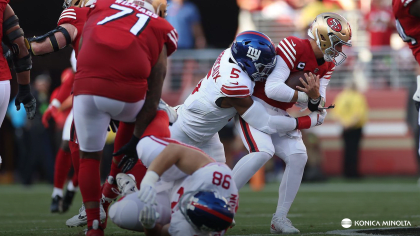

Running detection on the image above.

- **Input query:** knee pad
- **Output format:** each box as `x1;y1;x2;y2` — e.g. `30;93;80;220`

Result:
287;153;308;170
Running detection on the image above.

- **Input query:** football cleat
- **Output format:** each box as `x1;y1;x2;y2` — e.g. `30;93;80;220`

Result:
62;189;76;213
50;195;62;213
116;173;138;197
270;215;300;234
158;99;178;124
66;203;106;227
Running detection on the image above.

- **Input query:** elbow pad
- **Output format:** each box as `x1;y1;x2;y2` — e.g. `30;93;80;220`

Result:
241;100;297;134
3;15;24;56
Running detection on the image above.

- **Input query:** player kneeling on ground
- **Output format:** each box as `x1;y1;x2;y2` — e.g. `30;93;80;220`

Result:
109;113;238;236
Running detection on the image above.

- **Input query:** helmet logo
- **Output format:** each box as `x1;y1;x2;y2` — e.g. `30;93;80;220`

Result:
246;47;261;61
327;18;342;32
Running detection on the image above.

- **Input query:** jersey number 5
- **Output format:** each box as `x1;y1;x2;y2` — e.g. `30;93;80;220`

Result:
97;4;150;36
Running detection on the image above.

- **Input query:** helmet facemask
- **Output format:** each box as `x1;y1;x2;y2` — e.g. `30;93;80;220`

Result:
323;34;351;66
249;56;276;82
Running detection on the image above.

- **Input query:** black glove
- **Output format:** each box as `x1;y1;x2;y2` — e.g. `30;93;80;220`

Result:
107;119;119;133
415;101;420;111
114;135;140;173
15;84;36;120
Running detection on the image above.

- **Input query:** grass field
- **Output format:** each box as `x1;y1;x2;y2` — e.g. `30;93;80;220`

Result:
1;177;420;236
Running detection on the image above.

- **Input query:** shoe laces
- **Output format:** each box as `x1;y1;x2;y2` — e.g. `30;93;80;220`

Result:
79;204;86;214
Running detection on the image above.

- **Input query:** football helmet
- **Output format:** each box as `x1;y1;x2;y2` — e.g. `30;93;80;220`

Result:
231;31;277;82
63;0;95;9
179;190;234;232
308;12;352;66
127;0;168;18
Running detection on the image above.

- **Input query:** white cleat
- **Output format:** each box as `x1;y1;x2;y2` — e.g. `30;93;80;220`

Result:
66;203;106;227
270;215;300;234
158;99;178;124
116;173;138;197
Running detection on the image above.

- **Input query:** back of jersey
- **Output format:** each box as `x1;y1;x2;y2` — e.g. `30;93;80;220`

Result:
75;0;177;102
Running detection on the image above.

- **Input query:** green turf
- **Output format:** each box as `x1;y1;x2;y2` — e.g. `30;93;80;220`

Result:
0;177;420;235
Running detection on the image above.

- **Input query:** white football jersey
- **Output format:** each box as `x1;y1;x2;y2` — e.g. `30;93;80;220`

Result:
168;162;239;236
177;48;255;142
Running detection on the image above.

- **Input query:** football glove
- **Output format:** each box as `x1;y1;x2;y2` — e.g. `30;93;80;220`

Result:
15;84;36;120
139;203;160;229
42;105;58;128
114;135;140;173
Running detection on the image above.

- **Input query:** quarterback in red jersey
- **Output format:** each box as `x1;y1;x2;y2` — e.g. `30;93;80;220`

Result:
0;1;35;132
72;0;177;234
232;12;351;234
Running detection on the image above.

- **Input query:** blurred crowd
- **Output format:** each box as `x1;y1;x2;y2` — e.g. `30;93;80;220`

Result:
0;0;418;186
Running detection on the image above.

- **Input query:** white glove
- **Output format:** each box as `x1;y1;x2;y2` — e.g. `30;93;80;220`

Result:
139;203;160;229
137;183;157;205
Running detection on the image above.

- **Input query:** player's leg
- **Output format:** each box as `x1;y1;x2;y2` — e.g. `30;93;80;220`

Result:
270;132;307;234
232;115;274;189
0;80;10;128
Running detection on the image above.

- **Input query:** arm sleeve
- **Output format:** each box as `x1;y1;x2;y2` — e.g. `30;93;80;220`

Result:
55;74;74;104
320;66;334;101
240;100;297;134
57;8;77;26
164;23;178;57
264;55;295;102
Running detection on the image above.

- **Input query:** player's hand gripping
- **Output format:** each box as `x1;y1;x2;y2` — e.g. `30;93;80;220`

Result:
42;105;58;128
139;203;160;229
15;84;36;120
114;135;140;173
296;73;320;100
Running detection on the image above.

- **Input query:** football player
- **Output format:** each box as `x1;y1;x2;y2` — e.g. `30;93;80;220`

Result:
109;110;237;236
71;0;177;235
392;0;420;154
0;2;35;129
233;13;352;233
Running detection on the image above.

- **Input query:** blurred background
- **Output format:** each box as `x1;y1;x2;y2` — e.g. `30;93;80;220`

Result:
0;0;418;188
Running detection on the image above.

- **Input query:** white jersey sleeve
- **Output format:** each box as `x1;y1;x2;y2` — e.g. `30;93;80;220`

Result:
176;48;254;142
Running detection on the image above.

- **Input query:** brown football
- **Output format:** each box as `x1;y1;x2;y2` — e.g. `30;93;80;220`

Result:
285;71;308;89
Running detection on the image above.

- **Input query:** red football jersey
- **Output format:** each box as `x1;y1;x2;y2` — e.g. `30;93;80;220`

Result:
57;6;89;57
74;0;178;103
393;0;420;63
0;0;12;82
253;36;335;111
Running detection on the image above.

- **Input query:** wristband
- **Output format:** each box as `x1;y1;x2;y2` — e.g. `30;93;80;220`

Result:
297;91;308;103
141;171;159;186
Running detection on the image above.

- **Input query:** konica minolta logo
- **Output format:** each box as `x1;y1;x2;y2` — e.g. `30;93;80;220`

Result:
341;218;412;228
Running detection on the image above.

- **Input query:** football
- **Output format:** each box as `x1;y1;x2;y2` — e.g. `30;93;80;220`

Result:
285;71;309;89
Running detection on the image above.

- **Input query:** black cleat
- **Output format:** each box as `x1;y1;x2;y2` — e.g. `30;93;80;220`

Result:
62;190;76;213
50;195;62;213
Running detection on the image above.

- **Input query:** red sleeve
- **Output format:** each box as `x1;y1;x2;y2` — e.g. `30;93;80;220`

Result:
322;64;335;80
57;7;78;26
275;36;302;70
160;20;178;57
55;72;74;104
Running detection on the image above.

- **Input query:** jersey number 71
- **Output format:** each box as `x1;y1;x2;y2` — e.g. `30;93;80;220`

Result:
97;4;150;36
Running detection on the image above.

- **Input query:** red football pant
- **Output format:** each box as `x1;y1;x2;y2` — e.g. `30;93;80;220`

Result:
53;148;72;189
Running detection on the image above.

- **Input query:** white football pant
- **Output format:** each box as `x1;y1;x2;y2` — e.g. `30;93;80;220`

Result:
0;81;10;128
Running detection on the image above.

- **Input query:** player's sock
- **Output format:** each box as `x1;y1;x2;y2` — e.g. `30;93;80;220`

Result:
69;141;80;187
67;180;77;191
110;122;136;178
232;152;271;189
127;162;147;189
275;153;308;218
53;148;72;194
79;158;101;227
141;110;170;138
52;187;63;198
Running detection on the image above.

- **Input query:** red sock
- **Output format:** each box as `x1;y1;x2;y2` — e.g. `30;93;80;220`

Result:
53;148;72;189
109;122;135;178
79;158;101;227
69;140;80;187
127;162;147;189
141;110;170;138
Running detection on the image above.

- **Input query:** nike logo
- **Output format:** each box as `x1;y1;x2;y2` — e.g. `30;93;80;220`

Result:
230;82;239;85
291;39;296;47
78;215;87;220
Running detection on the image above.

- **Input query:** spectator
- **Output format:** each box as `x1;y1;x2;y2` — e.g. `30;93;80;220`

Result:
167;0;206;49
365;0;394;50
332;79;368;178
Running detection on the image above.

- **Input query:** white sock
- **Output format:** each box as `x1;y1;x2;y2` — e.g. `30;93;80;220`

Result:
275;153;308;218
232;152;272;189
52;187;63;198
67;180;77;192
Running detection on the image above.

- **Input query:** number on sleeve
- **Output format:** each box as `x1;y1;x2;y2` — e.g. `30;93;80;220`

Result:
97;4;150;36
230;68;241;78
212;171;231;190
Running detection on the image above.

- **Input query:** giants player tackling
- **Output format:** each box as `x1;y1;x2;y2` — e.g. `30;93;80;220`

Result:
109;111;237;236
233;13;352;233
